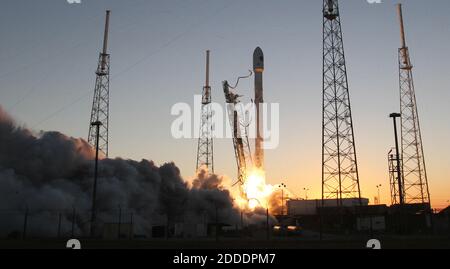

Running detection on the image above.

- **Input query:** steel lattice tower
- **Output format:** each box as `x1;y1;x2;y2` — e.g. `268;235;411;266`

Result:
397;4;431;204
196;50;214;174
322;0;361;205
88;10;111;158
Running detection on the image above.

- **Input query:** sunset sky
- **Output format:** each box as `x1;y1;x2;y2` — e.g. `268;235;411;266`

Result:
0;0;449;208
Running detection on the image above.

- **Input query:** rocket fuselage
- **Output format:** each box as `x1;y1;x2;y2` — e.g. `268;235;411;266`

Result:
253;47;264;170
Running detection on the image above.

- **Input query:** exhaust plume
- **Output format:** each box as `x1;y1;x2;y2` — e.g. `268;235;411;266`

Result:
0;106;272;237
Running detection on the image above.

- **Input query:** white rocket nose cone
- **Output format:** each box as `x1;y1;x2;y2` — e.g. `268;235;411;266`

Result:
253;47;264;73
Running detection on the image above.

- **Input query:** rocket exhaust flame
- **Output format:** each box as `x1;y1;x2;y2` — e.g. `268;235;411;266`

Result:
243;168;273;210
231;167;281;214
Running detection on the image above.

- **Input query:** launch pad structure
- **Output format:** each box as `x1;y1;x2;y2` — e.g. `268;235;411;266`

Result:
223;75;253;187
4;1;437;242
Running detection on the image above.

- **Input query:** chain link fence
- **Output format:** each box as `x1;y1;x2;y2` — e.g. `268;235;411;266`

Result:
0;208;136;239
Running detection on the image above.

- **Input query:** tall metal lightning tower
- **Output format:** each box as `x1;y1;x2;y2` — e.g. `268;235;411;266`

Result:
88;10;111;158
396;4;431;204
196;50;214;174
321;0;361;205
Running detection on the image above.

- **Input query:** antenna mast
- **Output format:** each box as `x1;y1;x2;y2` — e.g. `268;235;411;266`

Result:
396;4;431;205
88;10;111;157
196;50;214;174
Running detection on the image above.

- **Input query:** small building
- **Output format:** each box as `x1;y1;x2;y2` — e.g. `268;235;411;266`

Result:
174;223;207;238
287;198;370;216
355;205;389;232
436;206;450;234
357;216;386;232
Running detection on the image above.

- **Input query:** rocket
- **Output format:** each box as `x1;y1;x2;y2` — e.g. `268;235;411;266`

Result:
253;47;264;169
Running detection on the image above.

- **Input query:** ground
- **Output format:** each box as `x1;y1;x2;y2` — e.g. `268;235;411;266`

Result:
1;236;449;249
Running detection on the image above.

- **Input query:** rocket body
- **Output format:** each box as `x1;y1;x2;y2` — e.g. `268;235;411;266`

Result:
253;47;264;170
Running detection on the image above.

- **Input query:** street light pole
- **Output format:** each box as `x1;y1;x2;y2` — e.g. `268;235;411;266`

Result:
215;203;219;242
390;113;404;205
71;206;76;237
266;207;269;240
90;121;102;238
303;188;310;200
279;183;286;215
376;184;382;205
118;204;122;239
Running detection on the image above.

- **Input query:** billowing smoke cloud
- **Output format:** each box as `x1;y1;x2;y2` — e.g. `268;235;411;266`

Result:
0;106;270;238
